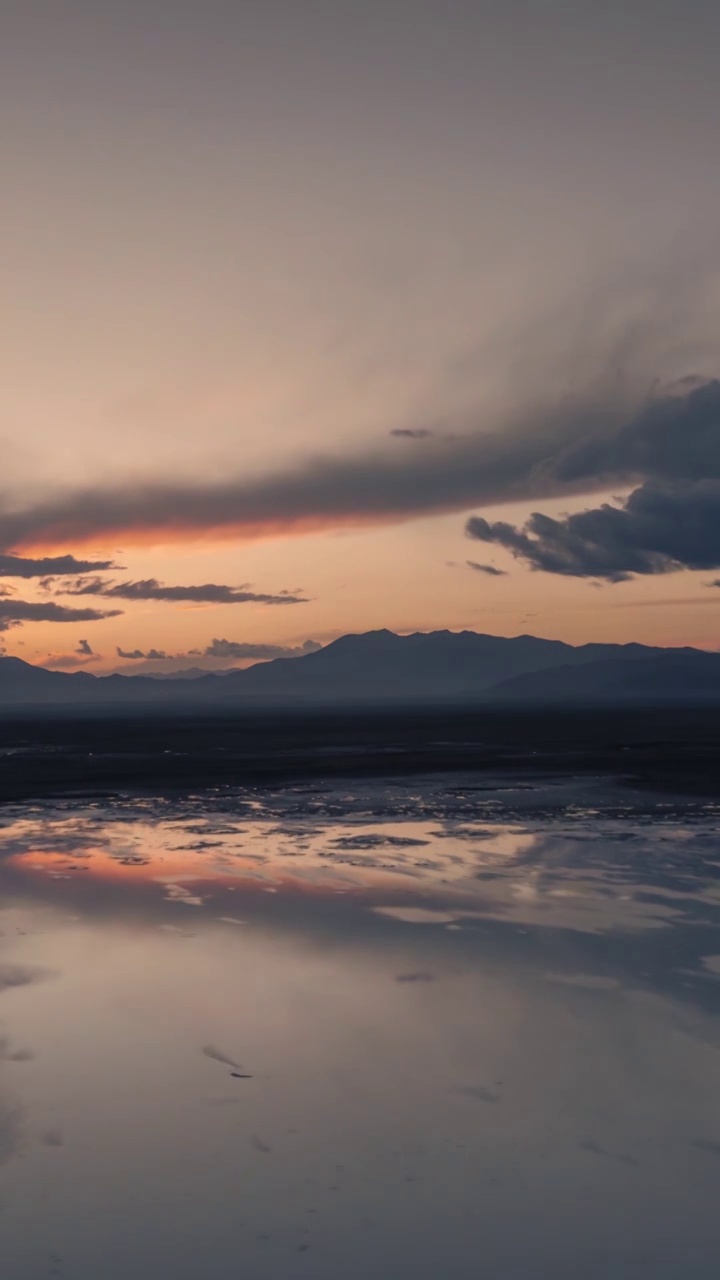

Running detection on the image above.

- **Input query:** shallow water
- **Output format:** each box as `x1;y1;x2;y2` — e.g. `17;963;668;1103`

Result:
1;776;720;1278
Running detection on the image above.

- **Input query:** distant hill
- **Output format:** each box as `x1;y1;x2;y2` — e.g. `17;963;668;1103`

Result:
492;651;720;704
0;630;717;708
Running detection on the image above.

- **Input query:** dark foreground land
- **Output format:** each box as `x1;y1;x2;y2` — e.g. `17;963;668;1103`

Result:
1;705;719;802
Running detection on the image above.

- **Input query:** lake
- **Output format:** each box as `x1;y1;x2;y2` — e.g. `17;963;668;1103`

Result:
1;770;720;1278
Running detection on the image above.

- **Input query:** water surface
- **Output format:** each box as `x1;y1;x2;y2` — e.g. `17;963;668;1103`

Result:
1;775;719;1278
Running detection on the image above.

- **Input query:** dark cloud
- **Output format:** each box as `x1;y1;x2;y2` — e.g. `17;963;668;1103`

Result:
0;600;122;633
466;561;507;576
0;553;117;577
63;577;307;605
116;647;168;660
545;377;720;488
76;638;94;655
203;639;321;660
2;377;719;552
467;479;720;581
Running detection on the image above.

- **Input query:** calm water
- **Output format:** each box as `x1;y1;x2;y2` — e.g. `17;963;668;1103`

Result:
1;774;720;1278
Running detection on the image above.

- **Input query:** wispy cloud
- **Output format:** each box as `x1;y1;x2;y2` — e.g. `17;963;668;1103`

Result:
466;561;507;576
0;601;122;633
0;553;118;578
60;577;308;605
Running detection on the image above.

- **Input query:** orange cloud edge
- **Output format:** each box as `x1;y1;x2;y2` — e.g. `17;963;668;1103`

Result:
11;510;419;555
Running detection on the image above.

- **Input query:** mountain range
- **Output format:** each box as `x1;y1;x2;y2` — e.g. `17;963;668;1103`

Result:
1;629;720;708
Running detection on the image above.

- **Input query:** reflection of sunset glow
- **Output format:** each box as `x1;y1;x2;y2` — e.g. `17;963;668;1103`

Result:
2;815;540;927
8;843;328;899
5;817;453;905
0;807;708;934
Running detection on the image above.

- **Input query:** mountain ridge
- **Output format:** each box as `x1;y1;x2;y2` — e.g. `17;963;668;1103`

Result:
0;629;718;707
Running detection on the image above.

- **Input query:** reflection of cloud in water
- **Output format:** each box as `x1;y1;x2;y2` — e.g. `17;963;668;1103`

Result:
0;963;55;995
329;833;430;850
454;1085;500;1103
0;1037;35;1062
202;1044;245;1071
543;973;621;990
0;1097;23;1165
2;790;720;1014
40;1128;64;1148
373;907;462;925
0;781;719;1278
251;1134;272;1154
158;880;205;907
691;1140;720;1157
1;810;713;938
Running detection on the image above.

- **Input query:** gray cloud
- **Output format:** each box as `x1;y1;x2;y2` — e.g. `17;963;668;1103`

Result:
204;638;321;660
466;561;507;576
0;376;716;552
467;479;720;581
0;553;117;577
76;638;94;655
116;647;168;660
0;600;122;633
63;577;307;605
1;257;717;555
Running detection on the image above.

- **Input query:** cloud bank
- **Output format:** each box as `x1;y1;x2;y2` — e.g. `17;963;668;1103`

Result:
116;647;168;660
0;373;712;552
203;638;321;660
1;377;718;553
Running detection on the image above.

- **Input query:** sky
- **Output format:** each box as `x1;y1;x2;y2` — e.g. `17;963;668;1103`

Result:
2;0;720;673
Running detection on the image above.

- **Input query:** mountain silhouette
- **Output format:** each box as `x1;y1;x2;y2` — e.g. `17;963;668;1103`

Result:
0;630;717;707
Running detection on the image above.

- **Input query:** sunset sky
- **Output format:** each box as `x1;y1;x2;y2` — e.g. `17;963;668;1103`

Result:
3;0;720;673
